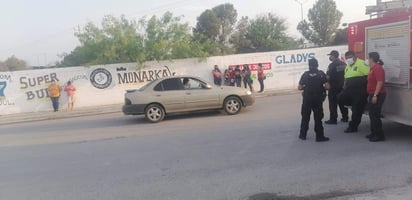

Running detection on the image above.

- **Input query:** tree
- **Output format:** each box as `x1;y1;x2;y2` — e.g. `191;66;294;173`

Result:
297;0;343;46
58;15;144;66
230;16;252;53
59;12;207;67
331;27;348;45
194;10;220;40
194;3;237;54
140;12;203;61
231;13;297;53
0;56;27;71
0;61;6;72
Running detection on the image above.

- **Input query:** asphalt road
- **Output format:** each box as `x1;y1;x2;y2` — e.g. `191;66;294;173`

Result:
0;94;412;200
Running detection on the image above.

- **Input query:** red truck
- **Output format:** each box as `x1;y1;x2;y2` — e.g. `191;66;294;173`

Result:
347;0;412;125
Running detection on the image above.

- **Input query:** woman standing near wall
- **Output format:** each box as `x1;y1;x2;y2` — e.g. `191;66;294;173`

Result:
257;63;265;93
64;81;76;111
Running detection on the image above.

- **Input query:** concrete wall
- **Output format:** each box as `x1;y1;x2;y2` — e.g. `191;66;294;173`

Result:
0;45;347;115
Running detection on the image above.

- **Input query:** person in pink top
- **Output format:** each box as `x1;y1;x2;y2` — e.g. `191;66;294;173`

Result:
64;81;76;111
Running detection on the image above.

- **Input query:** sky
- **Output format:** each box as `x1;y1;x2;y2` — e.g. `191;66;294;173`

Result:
0;0;377;66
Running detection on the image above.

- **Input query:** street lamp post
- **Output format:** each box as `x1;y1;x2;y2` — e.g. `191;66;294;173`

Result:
293;0;308;21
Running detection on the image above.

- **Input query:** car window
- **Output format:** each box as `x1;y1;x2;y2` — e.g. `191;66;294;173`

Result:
139;80;157;91
153;82;164;91
154;78;183;91
181;77;207;90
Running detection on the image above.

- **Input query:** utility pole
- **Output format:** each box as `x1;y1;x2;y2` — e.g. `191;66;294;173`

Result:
293;0;308;21
292;0;309;49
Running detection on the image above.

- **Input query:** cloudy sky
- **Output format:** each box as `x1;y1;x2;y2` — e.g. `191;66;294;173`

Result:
0;0;377;66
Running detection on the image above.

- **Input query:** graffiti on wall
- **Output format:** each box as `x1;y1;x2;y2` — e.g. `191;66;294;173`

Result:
0;74;15;106
117;65;177;85
275;53;315;65
90;68;113;89
229;62;273;79
19;73;59;101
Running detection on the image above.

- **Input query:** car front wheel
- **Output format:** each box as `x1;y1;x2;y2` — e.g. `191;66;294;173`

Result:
224;96;242;115
145;104;165;123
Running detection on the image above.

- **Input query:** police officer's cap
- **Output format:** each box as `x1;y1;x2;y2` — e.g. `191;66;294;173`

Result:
308;58;318;67
327;50;339;58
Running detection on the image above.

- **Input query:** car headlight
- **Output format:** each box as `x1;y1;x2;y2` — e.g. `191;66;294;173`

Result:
246;90;252;95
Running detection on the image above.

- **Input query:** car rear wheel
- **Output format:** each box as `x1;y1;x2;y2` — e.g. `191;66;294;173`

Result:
224;96;241;115
145;104;165;123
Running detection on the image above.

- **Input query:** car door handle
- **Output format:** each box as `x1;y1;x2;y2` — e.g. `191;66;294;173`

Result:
156;94;161;97
186;92;191;95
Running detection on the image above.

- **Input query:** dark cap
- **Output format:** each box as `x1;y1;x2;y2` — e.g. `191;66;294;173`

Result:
327;50;339;58
345;51;355;57
308;58;318;67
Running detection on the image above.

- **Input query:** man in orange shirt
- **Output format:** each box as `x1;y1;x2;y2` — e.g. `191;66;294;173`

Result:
64;81;76;111
48;79;61;112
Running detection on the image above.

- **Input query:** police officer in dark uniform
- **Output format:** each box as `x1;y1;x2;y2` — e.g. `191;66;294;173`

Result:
325;50;348;124
298;58;330;142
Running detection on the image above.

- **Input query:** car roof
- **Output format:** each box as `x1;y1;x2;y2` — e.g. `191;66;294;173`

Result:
158;75;205;81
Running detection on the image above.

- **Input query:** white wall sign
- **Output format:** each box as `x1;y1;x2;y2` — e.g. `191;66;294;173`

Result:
0;45;346;115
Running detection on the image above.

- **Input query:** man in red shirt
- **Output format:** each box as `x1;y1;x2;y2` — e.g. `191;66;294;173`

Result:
366;52;386;142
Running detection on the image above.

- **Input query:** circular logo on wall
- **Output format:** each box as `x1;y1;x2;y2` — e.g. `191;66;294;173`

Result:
90;68;112;89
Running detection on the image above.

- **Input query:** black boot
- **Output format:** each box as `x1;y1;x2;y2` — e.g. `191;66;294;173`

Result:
325;119;337;125
316;136;330;142
344;127;358;133
369;133;385;142
299;132;307;140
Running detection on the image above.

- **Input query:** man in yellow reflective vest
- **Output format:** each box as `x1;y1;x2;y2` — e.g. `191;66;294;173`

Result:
338;51;370;133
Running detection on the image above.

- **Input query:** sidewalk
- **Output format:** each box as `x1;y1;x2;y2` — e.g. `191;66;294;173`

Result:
330;185;412;200
0;104;122;126
0;89;298;126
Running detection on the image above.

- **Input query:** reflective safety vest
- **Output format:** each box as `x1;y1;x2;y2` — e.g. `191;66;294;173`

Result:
344;59;369;79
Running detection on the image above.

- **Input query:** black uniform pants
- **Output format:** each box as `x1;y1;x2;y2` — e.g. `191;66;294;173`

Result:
328;88;348;121
338;88;367;130
368;93;386;137
300;96;324;138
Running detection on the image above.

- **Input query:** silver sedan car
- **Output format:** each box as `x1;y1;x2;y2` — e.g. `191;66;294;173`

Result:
122;76;255;122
